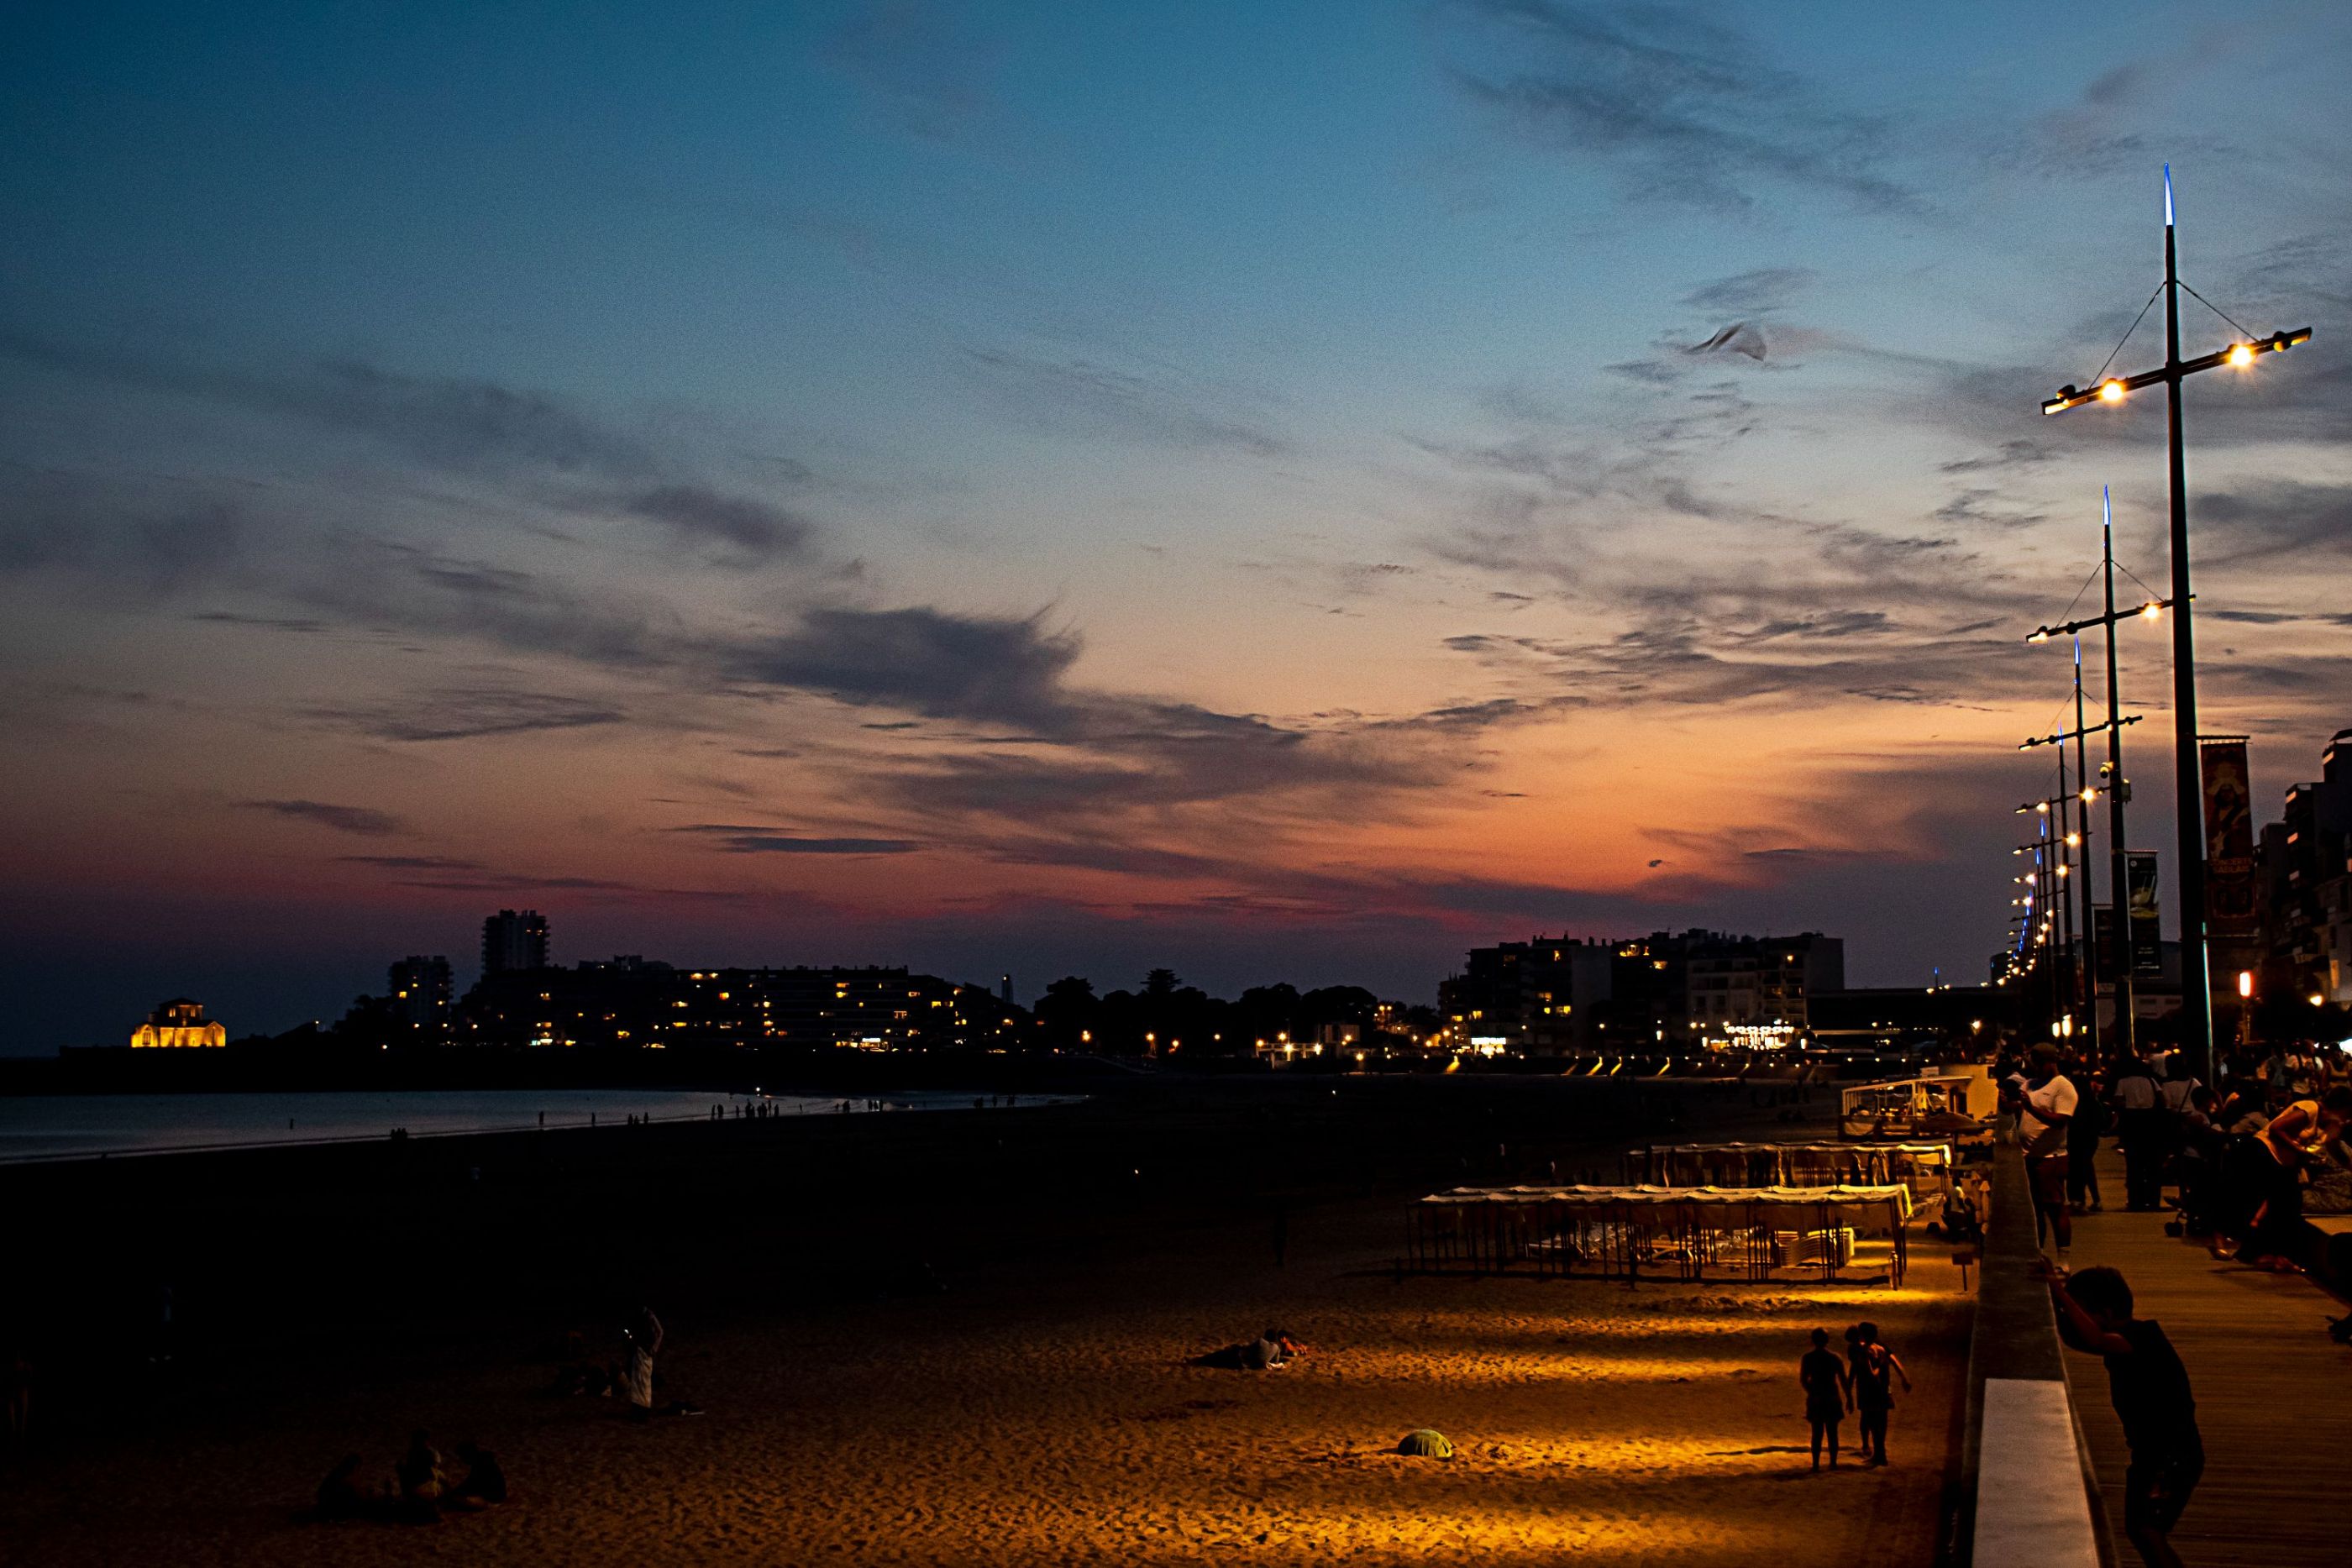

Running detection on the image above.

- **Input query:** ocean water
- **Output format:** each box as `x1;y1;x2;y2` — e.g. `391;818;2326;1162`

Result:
0;1087;1052;1163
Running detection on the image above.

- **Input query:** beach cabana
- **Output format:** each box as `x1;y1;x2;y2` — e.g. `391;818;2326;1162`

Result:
1623;1141;1954;1204
1408;1183;1914;1287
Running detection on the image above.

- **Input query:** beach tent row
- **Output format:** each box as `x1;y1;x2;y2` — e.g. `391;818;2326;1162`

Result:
1407;1183;1914;1286
1422;1183;1914;1223
1623;1141;1952;1198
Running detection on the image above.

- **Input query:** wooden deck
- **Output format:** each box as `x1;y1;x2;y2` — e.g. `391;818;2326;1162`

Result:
2059;1144;2352;1566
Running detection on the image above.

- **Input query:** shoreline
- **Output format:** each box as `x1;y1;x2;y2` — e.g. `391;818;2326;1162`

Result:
0;1087;1085;1167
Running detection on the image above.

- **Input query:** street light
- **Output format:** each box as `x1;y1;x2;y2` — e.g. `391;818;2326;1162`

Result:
2038;167;2313;1083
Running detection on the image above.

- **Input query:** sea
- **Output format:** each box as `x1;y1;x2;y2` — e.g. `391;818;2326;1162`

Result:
0;1087;1058;1164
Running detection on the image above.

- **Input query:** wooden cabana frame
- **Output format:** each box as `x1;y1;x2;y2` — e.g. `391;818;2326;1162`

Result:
1406;1183;1914;1287
1622;1141;1954;1204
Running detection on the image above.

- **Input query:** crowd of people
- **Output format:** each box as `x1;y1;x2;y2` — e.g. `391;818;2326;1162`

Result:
2000;1036;2352;1271
1994;1030;2351;1568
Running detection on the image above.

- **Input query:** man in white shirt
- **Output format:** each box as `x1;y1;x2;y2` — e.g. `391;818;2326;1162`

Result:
2017;1043;2080;1254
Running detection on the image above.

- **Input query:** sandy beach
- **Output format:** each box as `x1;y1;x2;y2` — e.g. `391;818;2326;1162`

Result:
0;1078;1969;1565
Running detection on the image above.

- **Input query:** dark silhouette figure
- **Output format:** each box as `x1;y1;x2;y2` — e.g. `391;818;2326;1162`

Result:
2049;1265;2201;1568
1799;1328;1849;1471
1851;1321;1911;1466
446;1442;507;1507
312;1454;365;1519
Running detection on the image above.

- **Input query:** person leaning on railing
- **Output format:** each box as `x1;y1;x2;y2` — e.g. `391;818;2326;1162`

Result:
2040;1261;2201;1568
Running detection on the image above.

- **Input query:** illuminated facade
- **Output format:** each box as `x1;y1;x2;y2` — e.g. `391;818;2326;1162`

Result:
481;909;549;976
457;961;1036;1051
389;955;454;1041
129;998;227;1049
1441;930;1845;1052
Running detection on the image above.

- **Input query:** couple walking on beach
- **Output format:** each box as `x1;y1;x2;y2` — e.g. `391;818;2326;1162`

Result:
1798;1323;1909;1471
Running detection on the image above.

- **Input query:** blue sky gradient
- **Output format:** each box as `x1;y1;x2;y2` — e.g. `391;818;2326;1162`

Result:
5;2;2350;1048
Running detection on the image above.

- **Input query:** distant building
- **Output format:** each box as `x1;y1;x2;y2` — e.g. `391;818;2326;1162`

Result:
388;955;453;1041
1441;929;1845;1052
456;959;1035;1051
2255;726;2352;1006
130;998;227;1048
481;910;549;977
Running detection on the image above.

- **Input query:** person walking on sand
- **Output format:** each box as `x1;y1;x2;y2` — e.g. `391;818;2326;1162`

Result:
1799;1328;1850;1471
2043;1263;2201;1568
1850;1321;1911;1466
1840;1324;1870;1459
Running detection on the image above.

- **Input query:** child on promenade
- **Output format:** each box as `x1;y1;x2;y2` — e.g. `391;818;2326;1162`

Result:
1799;1328;1849;1471
2044;1263;2201;1568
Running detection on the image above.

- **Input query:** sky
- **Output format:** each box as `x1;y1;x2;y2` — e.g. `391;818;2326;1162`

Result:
5;1;2352;1051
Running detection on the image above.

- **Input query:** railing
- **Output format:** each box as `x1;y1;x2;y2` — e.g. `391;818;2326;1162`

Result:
1957;1140;2113;1567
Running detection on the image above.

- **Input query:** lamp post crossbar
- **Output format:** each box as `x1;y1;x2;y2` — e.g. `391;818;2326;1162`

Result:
2022;716;2140;750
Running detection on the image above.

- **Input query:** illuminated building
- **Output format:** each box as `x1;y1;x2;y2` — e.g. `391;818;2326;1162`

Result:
389;955;453;1041
1441;930;1845;1052
455;959;1033;1051
2254;726;2352;1007
129;998;227;1049
481;909;549;976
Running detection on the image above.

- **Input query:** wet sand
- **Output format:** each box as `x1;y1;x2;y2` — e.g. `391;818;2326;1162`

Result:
0;1077;1969;1565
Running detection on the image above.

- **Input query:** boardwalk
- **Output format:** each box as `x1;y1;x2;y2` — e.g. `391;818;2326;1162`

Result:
2060;1145;2352;1567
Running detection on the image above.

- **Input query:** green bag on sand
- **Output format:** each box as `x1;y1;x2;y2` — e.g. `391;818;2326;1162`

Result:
1396;1429;1453;1459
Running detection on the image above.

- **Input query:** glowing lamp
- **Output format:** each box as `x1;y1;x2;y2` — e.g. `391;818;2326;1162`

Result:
2099;379;2125;403
2228;343;2255;368
2237;972;2254;999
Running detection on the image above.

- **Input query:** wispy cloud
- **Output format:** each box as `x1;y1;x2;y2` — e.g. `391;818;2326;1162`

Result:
308;688;628;742
239;799;404;836
1437;0;1924;215
670;824;918;856
823;0;1004;145
1682;267;1816;315
957;345;1287;456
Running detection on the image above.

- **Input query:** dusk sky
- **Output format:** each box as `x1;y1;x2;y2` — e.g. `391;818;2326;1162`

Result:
6;1;2351;1050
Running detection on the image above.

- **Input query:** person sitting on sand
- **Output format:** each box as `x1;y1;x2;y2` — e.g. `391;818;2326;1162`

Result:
1800;1329;1849;1471
444;1441;507;1507
313;1454;365;1520
1193;1329;1307;1371
624;1305;664;1420
396;1429;445;1521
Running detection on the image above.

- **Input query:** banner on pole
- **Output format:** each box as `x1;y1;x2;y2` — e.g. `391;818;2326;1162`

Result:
2199;735;2258;938
2126;850;2163;975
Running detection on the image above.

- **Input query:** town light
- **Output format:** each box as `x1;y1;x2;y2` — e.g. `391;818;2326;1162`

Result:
2228;343;2254;368
2237;971;2253;999
2098;379;2125;403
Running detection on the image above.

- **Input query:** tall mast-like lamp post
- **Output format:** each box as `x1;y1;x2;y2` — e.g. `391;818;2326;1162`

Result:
2039;169;2310;1082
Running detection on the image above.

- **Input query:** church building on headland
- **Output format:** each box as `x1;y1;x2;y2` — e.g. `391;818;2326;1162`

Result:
129;998;227;1048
